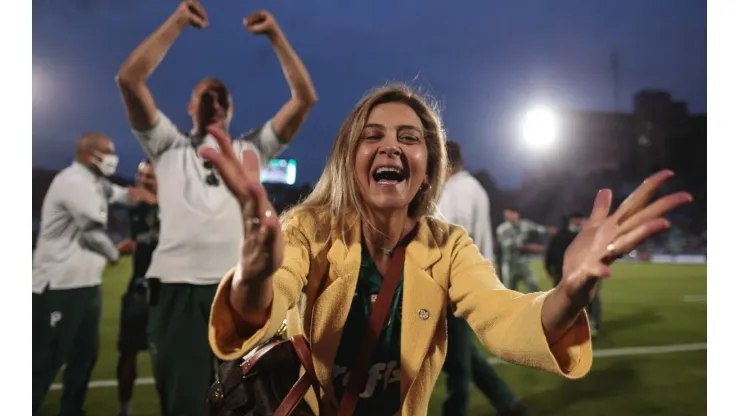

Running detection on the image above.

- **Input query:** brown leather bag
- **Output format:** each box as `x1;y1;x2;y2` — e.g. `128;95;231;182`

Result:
205;330;320;416
205;246;407;416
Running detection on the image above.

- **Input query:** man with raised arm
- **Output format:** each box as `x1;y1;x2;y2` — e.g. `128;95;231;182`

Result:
115;2;317;414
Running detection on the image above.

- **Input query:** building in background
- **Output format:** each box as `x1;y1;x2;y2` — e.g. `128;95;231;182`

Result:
520;89;706;231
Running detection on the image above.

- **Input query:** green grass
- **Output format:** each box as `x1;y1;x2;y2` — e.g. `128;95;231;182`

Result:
39;259;707;415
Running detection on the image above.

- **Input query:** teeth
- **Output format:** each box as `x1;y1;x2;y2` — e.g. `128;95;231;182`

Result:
374;167;402;175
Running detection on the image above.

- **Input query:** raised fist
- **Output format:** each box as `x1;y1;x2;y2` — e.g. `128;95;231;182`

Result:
174;0;208;29
244;10;280;37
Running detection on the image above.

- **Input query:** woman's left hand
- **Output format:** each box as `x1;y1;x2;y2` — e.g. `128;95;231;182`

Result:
558;170;693;310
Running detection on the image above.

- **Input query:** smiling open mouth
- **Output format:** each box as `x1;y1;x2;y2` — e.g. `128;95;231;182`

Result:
371;166;409;185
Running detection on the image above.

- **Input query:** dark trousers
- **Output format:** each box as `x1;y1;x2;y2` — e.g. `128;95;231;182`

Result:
147;282;218;416
32;286;102;416
442;308;518;416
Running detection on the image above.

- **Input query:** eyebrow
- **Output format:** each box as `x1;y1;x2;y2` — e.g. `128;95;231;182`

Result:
363;123;423;134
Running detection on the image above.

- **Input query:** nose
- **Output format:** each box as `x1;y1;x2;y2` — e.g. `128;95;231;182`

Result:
379;142;402;158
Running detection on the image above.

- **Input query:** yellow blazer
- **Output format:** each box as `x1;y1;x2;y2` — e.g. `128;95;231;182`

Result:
209;213;593;415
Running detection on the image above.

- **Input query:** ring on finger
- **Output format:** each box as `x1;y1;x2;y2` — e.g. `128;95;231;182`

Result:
247;217;261;227
606;243;623;259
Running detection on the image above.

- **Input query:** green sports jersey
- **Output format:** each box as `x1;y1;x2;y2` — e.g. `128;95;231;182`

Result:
496;219;548;266
332;242;403;416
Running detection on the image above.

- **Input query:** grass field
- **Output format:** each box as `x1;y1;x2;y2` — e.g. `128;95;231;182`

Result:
39;259;707;416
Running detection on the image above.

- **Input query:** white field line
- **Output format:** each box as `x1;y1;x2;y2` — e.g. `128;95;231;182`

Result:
611;274;706;280
49;342;707;391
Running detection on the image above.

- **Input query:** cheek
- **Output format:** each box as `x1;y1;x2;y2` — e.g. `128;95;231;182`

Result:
409;149;429;181
354;147;371;179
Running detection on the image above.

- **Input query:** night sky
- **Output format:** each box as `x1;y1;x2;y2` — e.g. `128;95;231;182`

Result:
32;0;706;188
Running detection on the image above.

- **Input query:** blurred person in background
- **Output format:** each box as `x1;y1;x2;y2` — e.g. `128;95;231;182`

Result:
32;134;155;415
438;141;525;416
114;160;159;416
545;212;587;287
115;1;317;414
544;212;603;334
496;207;555;292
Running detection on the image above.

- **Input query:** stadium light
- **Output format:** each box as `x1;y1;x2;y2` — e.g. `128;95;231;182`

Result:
33;67;51;109
33;68;42;107
521;106;558;150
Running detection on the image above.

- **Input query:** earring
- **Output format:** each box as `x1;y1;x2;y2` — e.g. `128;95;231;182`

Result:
419;182;430;193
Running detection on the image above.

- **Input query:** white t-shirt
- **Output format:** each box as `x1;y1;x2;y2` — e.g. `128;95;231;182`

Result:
437;170;495;264
32;163;128;293
133;110;286;284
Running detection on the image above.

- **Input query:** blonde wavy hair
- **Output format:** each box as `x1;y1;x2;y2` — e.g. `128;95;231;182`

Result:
282;84;447;240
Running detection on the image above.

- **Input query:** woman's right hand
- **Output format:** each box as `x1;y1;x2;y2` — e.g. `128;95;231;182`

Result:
199;126;284;285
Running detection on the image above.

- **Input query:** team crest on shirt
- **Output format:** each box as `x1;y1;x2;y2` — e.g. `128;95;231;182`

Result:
368;294;403;321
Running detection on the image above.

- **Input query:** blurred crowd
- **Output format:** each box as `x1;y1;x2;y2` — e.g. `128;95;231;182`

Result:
40;172;702;258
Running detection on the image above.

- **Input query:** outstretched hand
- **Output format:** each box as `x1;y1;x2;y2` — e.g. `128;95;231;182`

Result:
198;127;283;283
559;170;692;309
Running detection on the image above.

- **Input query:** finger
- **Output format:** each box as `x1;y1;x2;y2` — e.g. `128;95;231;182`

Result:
191;16;208;29
199;147;243;193
207;126;238;163
249;187;279;229
606;217;671;260
587;189;613;227
241;150;262;183
188;1;208;21
245;13;259;26
242;197;257;233
618;192;692;234
613;169;674;222
247;11;267;26
256;224;273;249
186;6;208;28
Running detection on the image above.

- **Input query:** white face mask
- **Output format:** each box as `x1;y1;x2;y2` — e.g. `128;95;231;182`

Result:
93;152;119;177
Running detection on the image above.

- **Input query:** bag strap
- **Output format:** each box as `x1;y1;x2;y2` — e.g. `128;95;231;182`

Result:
274;335;321;416
337;246;407;416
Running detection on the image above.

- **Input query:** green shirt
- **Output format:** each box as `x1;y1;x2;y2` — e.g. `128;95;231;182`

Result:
332;242;404;415
496;219;548;266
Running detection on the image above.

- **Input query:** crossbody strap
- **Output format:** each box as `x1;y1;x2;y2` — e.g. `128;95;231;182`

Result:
274;335;321;416
337;246;407;416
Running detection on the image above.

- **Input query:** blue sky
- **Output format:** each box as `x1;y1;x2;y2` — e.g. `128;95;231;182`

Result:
32;0;706;188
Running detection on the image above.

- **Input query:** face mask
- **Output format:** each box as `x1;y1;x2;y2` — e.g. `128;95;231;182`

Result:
93;152;119;177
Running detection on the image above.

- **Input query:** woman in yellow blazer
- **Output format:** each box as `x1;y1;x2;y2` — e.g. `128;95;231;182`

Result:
200;84;692;415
